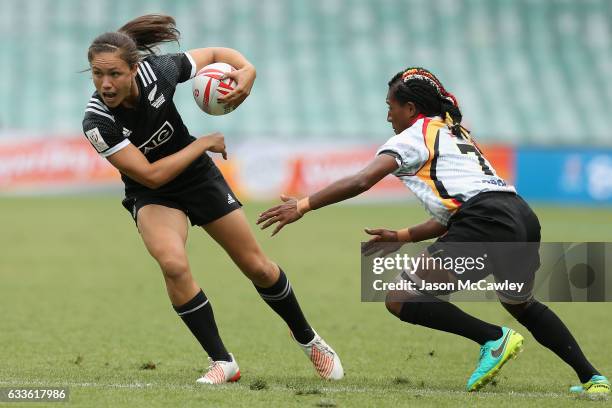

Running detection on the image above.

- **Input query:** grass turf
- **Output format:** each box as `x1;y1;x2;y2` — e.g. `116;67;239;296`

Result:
0;196;610;407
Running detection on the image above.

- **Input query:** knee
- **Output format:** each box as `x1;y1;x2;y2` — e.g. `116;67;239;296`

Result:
501;299;540;321
385;300;403;318
385;292;405;318
156;250;190;282
243;254;276;285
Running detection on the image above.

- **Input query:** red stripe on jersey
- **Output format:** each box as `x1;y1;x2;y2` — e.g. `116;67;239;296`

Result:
407;113;425;129
421;116;431;139
451;198;462;208
409;117;431;175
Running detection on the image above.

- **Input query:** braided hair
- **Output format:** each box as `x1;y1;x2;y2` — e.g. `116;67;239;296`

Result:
388;67;468;139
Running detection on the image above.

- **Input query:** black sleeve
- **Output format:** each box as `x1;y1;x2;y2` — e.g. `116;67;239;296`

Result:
155;52;197;85
82;111;130;157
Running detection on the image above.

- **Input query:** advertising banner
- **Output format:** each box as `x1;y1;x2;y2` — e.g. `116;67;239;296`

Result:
0;136;120;193
516;148;612;204
1;136;517;202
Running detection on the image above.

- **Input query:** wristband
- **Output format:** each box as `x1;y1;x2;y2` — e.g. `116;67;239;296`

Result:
396;228;412;242
296;197;311;216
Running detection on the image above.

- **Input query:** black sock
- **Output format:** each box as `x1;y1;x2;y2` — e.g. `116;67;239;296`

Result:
255;268;315;344
399;296;503;345
173;289;231;362
516;301;599;383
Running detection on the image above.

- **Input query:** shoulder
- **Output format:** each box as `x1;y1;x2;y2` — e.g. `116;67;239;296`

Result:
376;119;432;171
82;95;129;156
385;118;429;148
141;52;196;83
83;93;117;126
135;55;161;87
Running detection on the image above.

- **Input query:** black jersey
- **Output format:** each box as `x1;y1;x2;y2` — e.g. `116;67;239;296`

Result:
82;52;213;196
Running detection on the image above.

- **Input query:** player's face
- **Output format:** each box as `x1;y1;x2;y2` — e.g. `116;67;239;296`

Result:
90;51;136;108
386;88;417;135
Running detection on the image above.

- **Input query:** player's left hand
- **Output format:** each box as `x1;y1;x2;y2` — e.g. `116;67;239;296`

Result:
217;64;256;108
361;228;407;256
256;194;302;236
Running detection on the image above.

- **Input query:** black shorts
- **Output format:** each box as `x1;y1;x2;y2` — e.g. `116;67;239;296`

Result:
121;163;242;226
428;191;541;302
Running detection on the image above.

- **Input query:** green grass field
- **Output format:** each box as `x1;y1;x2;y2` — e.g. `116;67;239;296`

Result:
0;196;610;407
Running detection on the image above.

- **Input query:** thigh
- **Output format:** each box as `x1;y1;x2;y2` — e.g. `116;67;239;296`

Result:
202;208;268;271
179;168;243;226
137;204;190;259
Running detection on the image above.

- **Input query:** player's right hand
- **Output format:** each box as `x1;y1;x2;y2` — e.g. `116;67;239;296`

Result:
200;132;227;160
218;64;256;108
362;228;406;256
256;194;302;236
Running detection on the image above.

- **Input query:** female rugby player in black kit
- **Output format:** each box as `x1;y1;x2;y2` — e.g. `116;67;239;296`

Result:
82;14;343;384
258;67;609;398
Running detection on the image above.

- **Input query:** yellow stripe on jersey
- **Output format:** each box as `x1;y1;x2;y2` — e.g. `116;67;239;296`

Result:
416;119;462;211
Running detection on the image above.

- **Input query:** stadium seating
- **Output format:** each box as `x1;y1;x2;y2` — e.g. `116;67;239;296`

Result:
0;0;609;144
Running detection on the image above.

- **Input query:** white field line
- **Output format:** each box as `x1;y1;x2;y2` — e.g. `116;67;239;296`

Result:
0;380;569;399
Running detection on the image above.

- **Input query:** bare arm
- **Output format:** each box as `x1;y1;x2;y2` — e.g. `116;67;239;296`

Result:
361;218;447;257
403;217;448;242
107;133;226;189
256;154;399;235
187;47;256;107
308;154;399;210
364;217;447;243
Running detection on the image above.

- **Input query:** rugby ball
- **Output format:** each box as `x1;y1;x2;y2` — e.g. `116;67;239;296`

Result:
192;63;237;116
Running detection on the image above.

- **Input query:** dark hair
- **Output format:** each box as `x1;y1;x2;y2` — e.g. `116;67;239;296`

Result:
388;67;467;139
87;14;180;67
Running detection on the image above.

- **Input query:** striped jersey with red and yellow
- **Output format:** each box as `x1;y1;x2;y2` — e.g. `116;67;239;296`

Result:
376;116;515;225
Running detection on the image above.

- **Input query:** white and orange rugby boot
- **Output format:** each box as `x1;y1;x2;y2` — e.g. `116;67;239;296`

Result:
292;330;344;380
196;353;241;384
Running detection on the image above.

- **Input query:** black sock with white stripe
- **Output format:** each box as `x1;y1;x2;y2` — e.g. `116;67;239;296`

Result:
173;289;231;362
255;268;315;344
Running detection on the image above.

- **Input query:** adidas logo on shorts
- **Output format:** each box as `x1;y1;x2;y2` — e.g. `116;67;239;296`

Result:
227;194;236;205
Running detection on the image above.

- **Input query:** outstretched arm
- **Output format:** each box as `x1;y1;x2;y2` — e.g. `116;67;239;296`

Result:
257;154;399;236
361;217;447;256
365;217;447;243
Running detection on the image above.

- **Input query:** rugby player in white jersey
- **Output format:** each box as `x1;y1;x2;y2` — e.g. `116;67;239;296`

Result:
257;67;609;398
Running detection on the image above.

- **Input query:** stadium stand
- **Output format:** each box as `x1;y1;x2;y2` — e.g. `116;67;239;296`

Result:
0;0;609;144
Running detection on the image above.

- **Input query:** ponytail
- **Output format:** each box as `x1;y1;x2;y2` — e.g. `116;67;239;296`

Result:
88;14;180;67
117;14;180;55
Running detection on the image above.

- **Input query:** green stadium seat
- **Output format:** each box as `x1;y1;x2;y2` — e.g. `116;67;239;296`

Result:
0;0;609;146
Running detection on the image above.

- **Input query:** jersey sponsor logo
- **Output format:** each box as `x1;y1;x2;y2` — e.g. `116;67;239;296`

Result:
138;121;174;155
481;178;507;186
85;127;109;152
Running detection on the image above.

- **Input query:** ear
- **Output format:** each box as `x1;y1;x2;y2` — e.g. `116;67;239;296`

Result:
403;101;419;122
404;101;417;116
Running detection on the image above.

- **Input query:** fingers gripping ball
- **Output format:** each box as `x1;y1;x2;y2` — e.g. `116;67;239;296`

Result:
192;63;237;116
